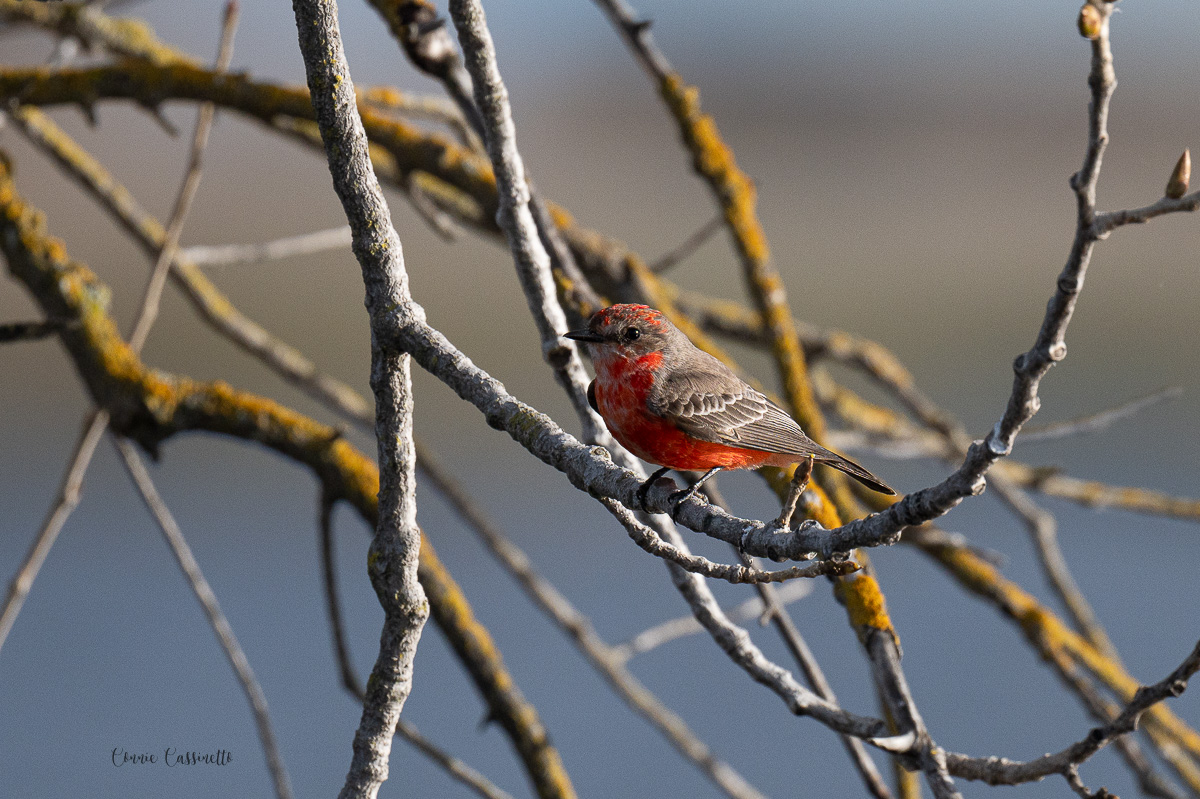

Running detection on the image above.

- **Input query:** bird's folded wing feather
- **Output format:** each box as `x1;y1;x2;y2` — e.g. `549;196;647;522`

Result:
648;366;821;456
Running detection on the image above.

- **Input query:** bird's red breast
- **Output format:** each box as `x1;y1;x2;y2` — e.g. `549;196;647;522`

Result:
591;347;781;471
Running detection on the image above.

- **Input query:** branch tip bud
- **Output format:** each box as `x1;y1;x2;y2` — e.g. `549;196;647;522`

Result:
1166;149;1191;199
1077;3;1102;40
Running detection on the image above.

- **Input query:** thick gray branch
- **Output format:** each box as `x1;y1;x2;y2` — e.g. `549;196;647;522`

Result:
291;2;428;798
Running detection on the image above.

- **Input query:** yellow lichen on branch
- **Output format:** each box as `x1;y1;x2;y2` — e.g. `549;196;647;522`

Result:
0;154;576;799
0;0;193;66
0;62;499;222
835;572;895;640
658;72;823;447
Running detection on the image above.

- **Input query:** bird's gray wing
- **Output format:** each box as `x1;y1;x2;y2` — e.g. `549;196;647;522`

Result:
648;362;819;455
648;356;896;494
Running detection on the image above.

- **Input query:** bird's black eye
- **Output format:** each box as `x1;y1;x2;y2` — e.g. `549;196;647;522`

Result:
623;327;641;342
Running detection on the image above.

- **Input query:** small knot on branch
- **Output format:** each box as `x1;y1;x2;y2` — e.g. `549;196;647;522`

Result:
545;341;572;368
1057;274;1083;296
986;423;1011;456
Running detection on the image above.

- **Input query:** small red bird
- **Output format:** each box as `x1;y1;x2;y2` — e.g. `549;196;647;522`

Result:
565;304;894;526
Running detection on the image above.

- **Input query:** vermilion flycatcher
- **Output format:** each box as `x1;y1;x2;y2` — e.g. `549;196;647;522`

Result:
565;304;894;527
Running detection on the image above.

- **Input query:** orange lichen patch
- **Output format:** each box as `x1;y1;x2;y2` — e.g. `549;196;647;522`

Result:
835;573;895;636
545;202;575;231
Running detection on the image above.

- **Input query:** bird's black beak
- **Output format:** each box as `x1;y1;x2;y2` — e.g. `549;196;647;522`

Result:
564;329;604;343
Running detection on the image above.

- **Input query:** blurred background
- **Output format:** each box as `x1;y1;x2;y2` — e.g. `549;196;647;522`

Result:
2;0;1200;796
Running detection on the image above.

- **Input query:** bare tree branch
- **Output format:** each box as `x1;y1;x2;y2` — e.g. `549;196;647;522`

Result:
113;436;293;799
291;1;430;797
0;410;107;653
611;580;815;662
945;639;1200;792
181;225;353;267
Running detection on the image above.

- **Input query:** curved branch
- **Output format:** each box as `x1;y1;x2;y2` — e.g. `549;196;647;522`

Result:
0;159;575;799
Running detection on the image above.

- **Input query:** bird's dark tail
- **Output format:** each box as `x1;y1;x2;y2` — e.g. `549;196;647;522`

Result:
814;449;895;496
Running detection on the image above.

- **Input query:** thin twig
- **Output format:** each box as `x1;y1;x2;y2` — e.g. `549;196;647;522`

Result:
128;0;239;352
0;317;74;342
1049;646;1187;799
0;410;107;653
1006;465;1200;520
945;639;1200;791
649;212;724;274
392;719;517;799
292;2;430;798
112;436;293;799
611;580;814;662
601;498;858;584
181;225;353;267
1020;387;1182;443
989;479;1120;662
319;491;363;697
1091;192;1200;237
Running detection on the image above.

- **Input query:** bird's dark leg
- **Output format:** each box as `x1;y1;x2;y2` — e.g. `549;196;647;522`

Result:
636;466;672;510
774;455;814;531
669;466;723;520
